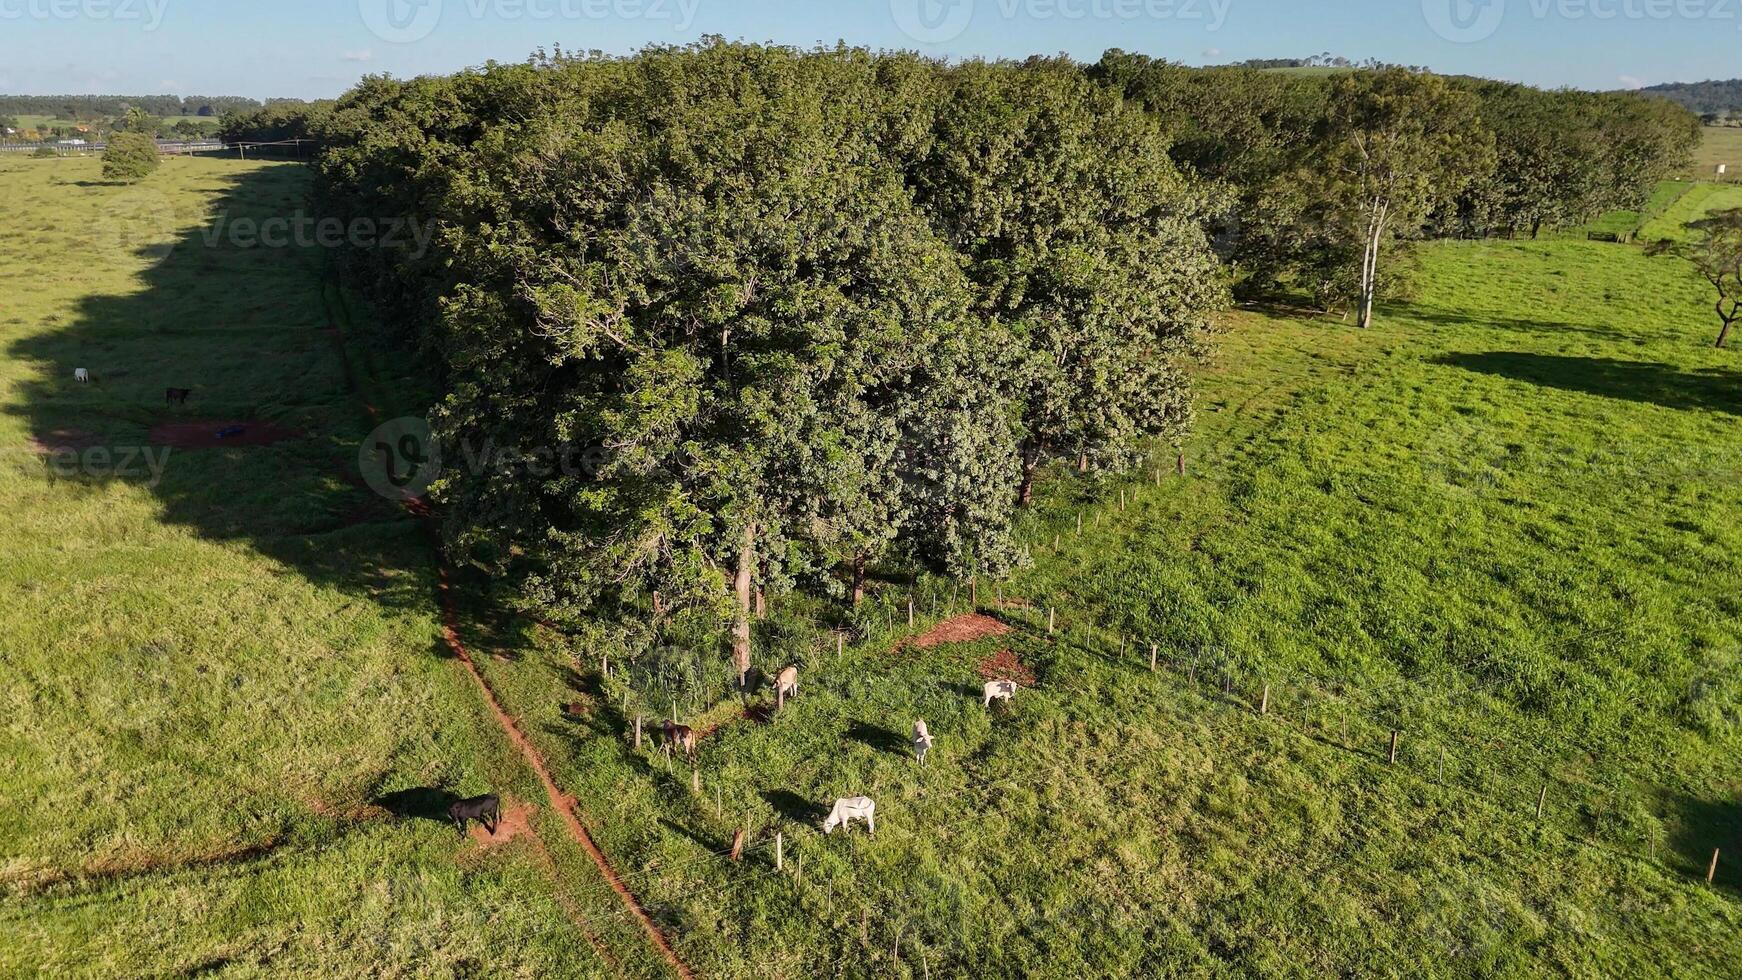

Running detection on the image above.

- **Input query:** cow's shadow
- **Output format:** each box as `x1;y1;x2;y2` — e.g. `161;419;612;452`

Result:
373;787;457;824
845;720;909;757
760;789;826;825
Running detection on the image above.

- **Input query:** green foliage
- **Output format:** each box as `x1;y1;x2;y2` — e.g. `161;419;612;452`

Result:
316;45;1225;640
30;146;57;159
100;131;159;184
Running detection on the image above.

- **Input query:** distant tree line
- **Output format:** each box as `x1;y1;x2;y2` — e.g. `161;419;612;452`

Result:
305;44;1699;666
0;94;263;118
217;101;334;146
1096;53;1698;315
1638;79;1742;117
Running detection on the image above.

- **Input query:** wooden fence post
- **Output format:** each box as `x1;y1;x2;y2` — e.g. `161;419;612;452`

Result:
837;632;845;658
1048;608;1056;634
1150;644;1158;672
692;767;700;793
970;576;977;608
1177;453;1186;476
908;598;915;627
1536;785;1548;820
634;715;643;750
601;652;609;677
777;832;784;872
1388;730;1399;765
1076;514;1082;535
1709;848;1721;886
1437;747;1446;783
731;828;746;861
1260;685;1270;716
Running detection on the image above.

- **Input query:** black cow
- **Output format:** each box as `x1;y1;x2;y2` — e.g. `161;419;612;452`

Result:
165;387;193;407
448;794;501;836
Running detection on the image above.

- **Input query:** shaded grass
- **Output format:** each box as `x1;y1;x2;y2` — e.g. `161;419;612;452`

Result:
0;157;637;976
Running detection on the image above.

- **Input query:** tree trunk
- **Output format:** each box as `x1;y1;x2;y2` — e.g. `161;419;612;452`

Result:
1017;439;1040;506
732;523;754;687
851;553;867;607
1718;316;1735;349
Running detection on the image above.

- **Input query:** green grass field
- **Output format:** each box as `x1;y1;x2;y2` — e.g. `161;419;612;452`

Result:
3;155;1739;978
0;156;659;977
1692;125;1742;181
1638;181;1742;242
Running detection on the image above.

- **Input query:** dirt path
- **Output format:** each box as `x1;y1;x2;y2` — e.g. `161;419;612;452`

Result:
427;555;694;980
320;274;694;980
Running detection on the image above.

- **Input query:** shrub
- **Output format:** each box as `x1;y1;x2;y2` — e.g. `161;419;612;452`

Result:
101;132;159;183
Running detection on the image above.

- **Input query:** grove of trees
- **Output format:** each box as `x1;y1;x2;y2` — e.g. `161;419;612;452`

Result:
302;43;1698;678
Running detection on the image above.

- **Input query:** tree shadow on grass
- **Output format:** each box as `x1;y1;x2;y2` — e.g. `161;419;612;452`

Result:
1432;352;1742;417
1667;794;1742;898
4;161;468;630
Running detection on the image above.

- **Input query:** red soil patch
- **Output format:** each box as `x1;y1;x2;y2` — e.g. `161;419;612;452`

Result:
903;612;1012;650
976;648;1037;687
468;802;536;848
26;427;101;453
148;420;303;449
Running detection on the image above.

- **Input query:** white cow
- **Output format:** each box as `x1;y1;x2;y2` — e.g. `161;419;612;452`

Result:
74;368;90;383
822;796;875;836
774;665;799;706
982;680;1018;708
912;720;934;766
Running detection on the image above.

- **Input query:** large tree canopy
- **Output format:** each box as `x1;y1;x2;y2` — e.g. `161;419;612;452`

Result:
315;43;1696;674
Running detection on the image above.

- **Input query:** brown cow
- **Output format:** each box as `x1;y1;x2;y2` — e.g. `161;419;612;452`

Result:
663;720;697;763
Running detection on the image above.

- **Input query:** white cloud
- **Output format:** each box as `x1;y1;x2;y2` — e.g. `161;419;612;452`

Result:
341;49;374;63
1203;47;1222;58
1618;74;1647;90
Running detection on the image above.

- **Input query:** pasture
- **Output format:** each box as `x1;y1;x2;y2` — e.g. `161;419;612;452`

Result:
1691;125;1742;181
0;156;655;977
452;210;1742;974
2;156;1740;978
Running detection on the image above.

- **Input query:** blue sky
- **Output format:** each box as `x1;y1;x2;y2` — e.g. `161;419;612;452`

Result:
0;0;1733;100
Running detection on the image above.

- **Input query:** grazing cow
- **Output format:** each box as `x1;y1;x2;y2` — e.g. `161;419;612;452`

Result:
822;796;875;836
165;387;192;407
774;665;799;707
74;368;90;383
448;794;501;836
663;720;697;763
913;719;934;767
982;679;1018;708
